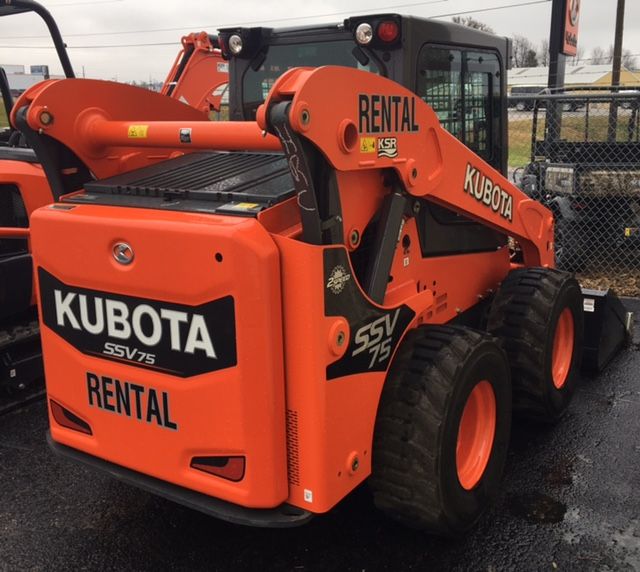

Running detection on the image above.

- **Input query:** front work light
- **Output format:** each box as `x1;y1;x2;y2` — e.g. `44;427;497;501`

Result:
355;22;374;45
228;34;244;55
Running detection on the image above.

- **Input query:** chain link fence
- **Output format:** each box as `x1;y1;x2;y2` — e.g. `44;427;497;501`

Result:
508;88;640;296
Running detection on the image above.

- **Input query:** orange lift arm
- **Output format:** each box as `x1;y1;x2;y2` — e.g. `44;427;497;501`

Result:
257;67;555;268
161;32;229;116
13;67;552;267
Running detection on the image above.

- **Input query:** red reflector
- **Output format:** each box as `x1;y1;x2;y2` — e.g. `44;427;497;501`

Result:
191;456;246;482
50;400;92;435
377;21;399;43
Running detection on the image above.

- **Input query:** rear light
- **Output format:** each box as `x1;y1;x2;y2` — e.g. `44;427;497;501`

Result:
50;400;92;435
191;456;246;482
355;22;374;45
377;20;399;43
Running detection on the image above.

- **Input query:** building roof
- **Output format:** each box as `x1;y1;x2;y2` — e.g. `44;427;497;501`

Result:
6;72;45;91
508;64;640;87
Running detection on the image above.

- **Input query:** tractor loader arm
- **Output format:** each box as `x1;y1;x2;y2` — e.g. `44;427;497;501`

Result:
257;67;555;268
14;67;553;268
161;32;229;115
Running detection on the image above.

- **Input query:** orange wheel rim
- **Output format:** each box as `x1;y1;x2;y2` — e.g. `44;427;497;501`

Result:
456;380;497;491
552;308;575;389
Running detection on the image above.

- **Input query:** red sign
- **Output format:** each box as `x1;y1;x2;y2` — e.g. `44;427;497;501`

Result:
562;0;580;56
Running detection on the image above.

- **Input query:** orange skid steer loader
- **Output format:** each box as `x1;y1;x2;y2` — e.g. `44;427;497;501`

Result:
0;0;78;403
0;0;226;406
14;15;630;532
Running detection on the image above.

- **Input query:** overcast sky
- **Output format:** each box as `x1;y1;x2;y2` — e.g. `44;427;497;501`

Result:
0;0;638;82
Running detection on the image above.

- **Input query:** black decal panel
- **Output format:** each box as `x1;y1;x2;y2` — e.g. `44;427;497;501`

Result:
324;249;415;380
39;268;237;378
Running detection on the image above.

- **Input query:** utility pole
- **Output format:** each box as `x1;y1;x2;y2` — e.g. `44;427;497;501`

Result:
546;0;568;144
608;0;626;142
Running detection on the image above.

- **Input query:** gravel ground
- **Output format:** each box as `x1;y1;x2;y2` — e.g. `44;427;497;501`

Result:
0;301;639;571
579;272;640;298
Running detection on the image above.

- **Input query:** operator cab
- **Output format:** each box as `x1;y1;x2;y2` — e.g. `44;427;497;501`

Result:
219;14;510;258
220;14;510;174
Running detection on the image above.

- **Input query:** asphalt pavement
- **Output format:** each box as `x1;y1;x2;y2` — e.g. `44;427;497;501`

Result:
1;301;639;572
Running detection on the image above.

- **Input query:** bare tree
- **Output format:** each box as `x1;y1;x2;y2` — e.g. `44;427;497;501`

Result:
590;46;607;65
538;38;550;66
622;50;637;69
592;45;637;68
452;16;494;34
512;35;539;67
570;45;585;66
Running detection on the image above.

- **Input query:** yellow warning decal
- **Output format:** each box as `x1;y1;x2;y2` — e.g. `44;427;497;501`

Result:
128;125;149;139
224;202;261;211
360;137;376;154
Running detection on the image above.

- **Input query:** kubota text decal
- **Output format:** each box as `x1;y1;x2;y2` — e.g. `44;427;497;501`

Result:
463;163;514;222
39;268;237;377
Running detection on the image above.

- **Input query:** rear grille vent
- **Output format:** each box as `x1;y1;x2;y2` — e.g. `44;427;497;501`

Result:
286;409;300;487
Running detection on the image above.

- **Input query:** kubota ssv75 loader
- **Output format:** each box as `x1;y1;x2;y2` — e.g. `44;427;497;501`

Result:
14;14;630;533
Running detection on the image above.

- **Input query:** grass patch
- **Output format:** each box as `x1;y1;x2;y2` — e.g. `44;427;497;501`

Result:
0;105;7;129
509;118;533;169
508;111;639;170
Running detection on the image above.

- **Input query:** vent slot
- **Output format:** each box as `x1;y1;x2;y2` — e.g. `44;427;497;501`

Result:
286;409;300;487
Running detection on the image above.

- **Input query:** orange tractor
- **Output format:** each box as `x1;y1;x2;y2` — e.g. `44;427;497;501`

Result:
12;14;630;532
0;0;226;401
0;0;77;398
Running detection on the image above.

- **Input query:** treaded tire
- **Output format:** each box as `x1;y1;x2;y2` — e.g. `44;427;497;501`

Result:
487;267;584;423
370;325;512;535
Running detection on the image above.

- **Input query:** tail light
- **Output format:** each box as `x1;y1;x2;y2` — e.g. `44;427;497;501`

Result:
50;400;92;435
377;21;399;43
191;456;246;482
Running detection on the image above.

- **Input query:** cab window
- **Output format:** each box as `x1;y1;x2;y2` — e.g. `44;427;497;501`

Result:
416;45;501;169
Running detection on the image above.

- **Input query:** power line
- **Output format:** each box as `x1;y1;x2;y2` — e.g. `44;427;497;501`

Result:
47;0;124;5
0;0;550;41
0;41;178;49
430;0;550;19
0;0;447;38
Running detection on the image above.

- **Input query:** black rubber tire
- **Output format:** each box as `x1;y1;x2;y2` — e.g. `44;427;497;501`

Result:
487;268;584;423
370;325;512;535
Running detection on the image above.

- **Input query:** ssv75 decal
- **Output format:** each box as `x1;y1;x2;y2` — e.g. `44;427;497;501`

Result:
324;250;415;379
39;269;237;377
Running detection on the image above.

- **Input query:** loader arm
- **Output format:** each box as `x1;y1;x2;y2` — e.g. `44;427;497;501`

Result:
161;32;228;116
257;67;554;268
14;67;553;268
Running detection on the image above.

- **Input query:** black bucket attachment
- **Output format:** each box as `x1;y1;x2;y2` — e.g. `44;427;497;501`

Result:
581;289;634;372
